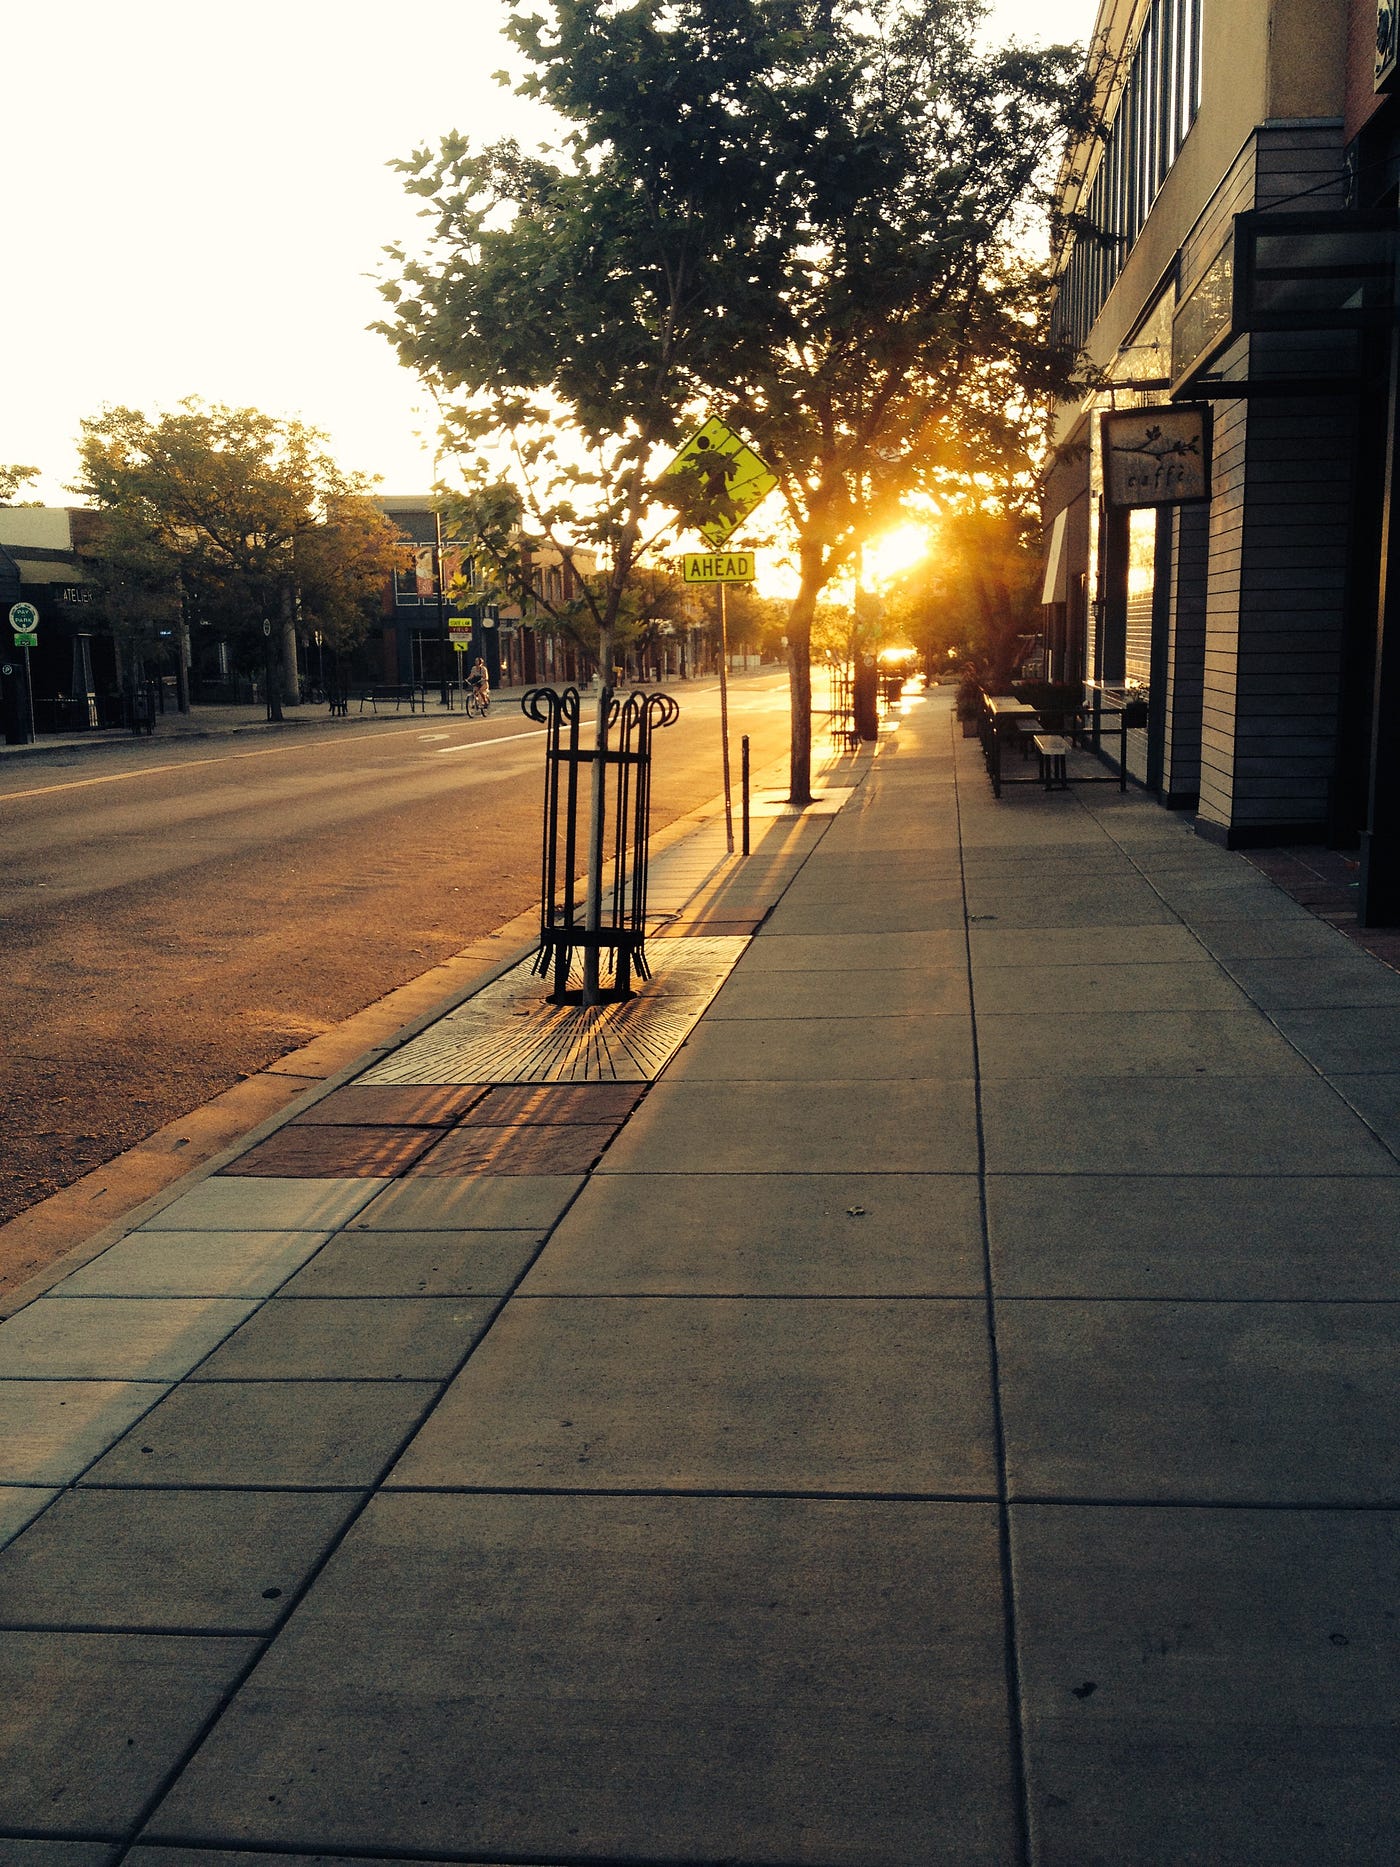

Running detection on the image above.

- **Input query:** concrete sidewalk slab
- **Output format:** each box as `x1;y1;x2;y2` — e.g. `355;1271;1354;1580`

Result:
143;1492;1018;1866
279;1230;544;1298
740;928;966;969
975;1008;1314;1078
971;958;1249;1013
986;1173;1400;1299
348;1175;583;1231
980;1075;1400;1175
524;1171;984;1296
1269;1007;1400;1071
0;1487;357;1632
0;1631;257;1834
600;1078;980;1174
710;964;969;1019
0;1486;60;1543
0;1382;166;1486
82;1380;439;1488
664;1011;975;1082
50;1230;334;1299
1011;1504;1400;1866
186;1296;497;1381
997;1299;1400;1503
0;1297;257;1381
138;1178;385;1233
970;923;1207;966
386;1296;998;1494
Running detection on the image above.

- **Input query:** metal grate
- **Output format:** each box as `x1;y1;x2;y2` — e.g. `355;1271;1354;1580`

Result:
360;937;748;1086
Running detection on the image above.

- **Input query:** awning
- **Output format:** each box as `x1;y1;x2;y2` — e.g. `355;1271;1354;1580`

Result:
1041;507;1070;605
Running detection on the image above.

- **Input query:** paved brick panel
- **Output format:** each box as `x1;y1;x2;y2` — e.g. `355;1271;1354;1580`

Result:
291;1084;492;1127
409;1123;621;1176
469;1083;646;1126
224;1126;439;1178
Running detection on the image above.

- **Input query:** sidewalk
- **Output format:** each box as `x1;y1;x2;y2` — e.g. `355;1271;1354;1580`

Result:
0;688;1397;1865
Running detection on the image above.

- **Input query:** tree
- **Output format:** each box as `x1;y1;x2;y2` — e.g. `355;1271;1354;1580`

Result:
74;400;402;717
379;0;1087;809
892;505;1043;691
0;465;40;504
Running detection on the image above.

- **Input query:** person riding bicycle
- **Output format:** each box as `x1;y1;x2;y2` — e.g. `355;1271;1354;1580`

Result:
467;656;490;713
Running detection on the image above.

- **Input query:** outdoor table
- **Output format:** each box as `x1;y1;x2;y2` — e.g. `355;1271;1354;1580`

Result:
982;696;1040;797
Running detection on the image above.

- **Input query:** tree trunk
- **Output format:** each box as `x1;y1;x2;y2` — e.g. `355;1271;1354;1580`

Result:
176;615;191;714
280;605;300;707
786;573;820;808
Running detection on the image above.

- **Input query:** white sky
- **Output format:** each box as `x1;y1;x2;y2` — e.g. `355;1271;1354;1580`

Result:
5;0;1098;507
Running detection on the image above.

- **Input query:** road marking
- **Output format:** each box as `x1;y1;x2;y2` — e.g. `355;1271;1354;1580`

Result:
0;724;542;804
431;728;546;755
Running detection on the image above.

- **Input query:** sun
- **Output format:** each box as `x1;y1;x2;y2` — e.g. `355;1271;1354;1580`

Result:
863;522;935;585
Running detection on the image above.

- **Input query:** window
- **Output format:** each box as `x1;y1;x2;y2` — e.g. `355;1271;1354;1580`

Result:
1052;0;1204;350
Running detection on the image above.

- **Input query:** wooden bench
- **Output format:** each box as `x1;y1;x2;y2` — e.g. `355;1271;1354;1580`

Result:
1033;733;1070;790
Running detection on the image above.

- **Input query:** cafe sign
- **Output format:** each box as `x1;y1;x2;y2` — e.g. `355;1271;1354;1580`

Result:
1102;406;1212;508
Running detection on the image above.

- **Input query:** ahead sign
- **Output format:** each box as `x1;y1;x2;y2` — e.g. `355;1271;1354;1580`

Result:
8;602;39;634
679;551;756;583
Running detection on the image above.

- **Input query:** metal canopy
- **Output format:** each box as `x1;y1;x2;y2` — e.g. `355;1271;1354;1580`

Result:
1171;208;1394;399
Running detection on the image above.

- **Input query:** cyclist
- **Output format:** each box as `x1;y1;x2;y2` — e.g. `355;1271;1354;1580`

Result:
466;656;491;715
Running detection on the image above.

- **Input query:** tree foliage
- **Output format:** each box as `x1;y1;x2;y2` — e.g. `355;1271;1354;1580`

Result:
889;506;1043;691
0;465;40;504
379;0;1086;798
73;399;403;688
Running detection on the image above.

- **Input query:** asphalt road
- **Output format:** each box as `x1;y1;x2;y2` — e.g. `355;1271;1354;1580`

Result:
0;674;796;1231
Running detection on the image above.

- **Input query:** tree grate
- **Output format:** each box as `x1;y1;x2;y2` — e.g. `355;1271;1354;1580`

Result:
359;937;748;1086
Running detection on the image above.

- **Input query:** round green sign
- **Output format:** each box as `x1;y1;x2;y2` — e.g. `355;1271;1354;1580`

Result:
8;602;39;633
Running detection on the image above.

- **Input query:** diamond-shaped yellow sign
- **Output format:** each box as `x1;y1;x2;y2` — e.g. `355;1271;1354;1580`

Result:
661;416;778;547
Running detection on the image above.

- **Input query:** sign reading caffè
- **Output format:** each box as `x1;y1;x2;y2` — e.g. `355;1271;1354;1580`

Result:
1102;406;1212;508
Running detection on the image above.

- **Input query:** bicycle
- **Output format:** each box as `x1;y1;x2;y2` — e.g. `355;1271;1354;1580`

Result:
465;685;491;719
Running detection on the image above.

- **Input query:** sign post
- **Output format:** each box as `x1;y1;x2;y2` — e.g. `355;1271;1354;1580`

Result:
7;603;38;743
661;416;776;857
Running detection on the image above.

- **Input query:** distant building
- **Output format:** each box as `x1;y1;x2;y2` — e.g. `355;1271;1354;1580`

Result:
1043;0;1400;923
374;497;597;690
0;507;114;731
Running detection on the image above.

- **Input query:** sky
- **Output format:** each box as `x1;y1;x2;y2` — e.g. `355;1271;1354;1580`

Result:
5;0;1099;509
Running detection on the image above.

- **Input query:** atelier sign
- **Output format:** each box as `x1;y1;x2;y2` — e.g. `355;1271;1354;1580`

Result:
1102;406;1212;508
679;551;756;583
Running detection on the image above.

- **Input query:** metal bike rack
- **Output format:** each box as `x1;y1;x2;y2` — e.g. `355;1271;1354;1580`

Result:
521;685;680;1003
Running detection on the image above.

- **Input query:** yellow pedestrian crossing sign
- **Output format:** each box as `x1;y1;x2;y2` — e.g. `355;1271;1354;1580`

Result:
661;416;778;547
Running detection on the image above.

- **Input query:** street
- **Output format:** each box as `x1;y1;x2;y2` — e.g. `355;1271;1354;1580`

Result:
0;673;796;1231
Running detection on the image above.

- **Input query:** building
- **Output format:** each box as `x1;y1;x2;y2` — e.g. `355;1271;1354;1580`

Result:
375;498;602;691
0;507;118;737
1043;0;1400;922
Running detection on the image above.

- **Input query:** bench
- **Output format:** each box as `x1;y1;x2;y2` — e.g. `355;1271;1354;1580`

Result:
354;685;424;714
1033;733;1070;790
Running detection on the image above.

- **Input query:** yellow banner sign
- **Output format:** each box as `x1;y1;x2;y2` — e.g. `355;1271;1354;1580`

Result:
679;551;756;584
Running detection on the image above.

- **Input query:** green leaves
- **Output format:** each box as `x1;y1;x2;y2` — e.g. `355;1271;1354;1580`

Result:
73;399;402;662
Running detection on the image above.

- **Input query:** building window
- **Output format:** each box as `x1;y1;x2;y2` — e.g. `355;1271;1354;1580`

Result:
1052;0;1204;351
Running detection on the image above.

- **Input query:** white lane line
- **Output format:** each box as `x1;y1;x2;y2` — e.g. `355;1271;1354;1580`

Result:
431;728;547;755
0;723;544;803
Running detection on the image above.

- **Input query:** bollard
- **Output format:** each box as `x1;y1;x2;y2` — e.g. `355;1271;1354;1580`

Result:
741;734;750;857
